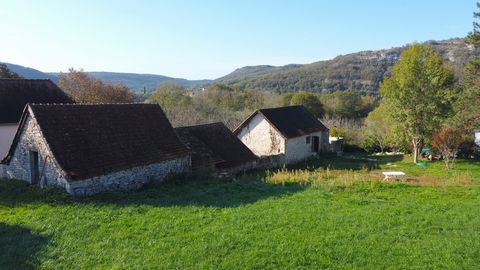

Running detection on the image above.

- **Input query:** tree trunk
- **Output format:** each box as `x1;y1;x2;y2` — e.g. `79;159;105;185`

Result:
412;138;421;164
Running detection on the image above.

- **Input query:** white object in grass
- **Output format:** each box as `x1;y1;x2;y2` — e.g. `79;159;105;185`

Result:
382;171;406;181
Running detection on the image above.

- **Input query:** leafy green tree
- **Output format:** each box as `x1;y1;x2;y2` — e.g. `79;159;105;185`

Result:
289;91;324;117
451;56;480;134
320;90;375;118
277;92;294;106
362;103;392;153
467;2;480;46
380;44;456;163
0;64;22;78
148;83;192;113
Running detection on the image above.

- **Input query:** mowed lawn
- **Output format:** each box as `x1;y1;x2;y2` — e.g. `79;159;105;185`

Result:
1;155;480;269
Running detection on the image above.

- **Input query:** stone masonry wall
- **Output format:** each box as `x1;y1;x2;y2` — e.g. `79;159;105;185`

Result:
66;156;191;196
3;114;69;188
237;113;285;157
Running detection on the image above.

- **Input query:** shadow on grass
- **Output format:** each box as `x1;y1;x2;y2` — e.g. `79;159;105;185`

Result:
289;153;404;171
0;175;306;208
0;223;49;270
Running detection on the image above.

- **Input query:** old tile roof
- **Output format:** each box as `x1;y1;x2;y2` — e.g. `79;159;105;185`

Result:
0;79;73;124
175;122;257;169
2;104;190;181
234;105;328;139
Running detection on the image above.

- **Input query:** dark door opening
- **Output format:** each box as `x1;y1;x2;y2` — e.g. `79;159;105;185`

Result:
312;136;319;152
29;151;39;185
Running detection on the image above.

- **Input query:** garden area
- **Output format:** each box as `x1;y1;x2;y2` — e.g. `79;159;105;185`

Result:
1;154;480;269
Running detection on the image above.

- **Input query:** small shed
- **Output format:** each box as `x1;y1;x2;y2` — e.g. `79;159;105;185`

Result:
234;105;329;165
1;104;191;196
175;122;257;174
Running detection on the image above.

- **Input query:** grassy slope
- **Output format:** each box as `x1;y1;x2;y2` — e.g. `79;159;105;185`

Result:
1;156;480;269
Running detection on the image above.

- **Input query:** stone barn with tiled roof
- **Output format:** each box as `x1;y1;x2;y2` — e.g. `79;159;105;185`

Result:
1;104;191;196
175;122;257;175
234;105;329;165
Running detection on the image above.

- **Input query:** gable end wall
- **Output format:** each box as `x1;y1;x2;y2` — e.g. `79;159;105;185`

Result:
237;114;285;157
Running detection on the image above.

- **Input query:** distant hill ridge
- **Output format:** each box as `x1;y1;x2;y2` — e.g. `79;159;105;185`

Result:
3;38;479;95
1;63;212;92
216;38;480;95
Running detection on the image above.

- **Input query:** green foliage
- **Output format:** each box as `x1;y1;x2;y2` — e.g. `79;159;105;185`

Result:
320;90;377;118
466;2;480;46
1;156;480;269
0;63;22;78
361;102;410;153
278;91;324;117
451;56;480;134
380;44;456;162
147;83;192;113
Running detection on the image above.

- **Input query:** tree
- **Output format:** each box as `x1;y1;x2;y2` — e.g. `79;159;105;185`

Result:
450;56;480;135
148;83;192;114
289;91;324;117
362;103;392;153
380;44;456;163
0;64;22;79
58;68;134;103
432;127;463;169
467;2;480;46
319;90;375;118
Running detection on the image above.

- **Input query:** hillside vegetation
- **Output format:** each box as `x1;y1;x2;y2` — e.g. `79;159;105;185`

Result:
217;38;480;95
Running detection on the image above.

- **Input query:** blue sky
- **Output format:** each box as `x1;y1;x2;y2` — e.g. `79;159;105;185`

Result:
0;0;476;79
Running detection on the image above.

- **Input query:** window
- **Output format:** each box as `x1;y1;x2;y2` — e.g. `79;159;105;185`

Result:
306;136;311;144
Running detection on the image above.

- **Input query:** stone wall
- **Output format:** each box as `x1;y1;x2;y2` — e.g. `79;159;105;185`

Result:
3;111;191;196
65;156;190;196
237;113;286;157
3;114;69;188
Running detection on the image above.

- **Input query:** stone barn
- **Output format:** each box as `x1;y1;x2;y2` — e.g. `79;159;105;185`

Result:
175;122;257;175
0;79;73;176
1;104;191;196
234;105;329;165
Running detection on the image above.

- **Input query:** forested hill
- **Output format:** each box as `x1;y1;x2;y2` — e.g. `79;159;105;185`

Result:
1;62;212;92
216;38;480;95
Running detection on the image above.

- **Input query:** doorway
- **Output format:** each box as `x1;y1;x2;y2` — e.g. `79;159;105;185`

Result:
29;151;39;185
312;136;319;152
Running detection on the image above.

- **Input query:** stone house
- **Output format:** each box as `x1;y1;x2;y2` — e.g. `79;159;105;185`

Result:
0;79;73;176
234;105;329;165
1;104;191;196
175;122;257;175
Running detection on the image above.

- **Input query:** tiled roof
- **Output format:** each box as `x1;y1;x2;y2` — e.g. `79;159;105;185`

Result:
0;79;73;124
234;105;328;139
175;122;257;169
3;104;190;181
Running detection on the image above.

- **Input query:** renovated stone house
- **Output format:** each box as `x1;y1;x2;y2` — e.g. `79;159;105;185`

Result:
175;122;257;175
0;79;73;176
234;105;329;165
1;104;191;196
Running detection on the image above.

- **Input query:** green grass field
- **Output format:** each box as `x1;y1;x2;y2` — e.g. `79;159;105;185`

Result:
1;155;480;269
